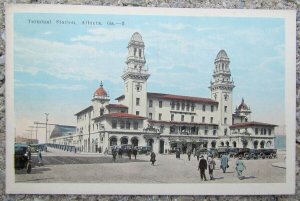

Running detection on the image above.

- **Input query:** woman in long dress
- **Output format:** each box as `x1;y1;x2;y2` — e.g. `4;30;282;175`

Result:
236;156;246;180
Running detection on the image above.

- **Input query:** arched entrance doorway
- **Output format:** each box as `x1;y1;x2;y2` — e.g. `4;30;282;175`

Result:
266;141;272;148
147;139;154;151
109;136;117;146
260;141;265;148
232;141;237;148
131;137;138;147
242;140;248;148
121;137;128;145
253;140;258;149
211;141;216;148
159;140;164;154
220;141;224;147
226;141;229;147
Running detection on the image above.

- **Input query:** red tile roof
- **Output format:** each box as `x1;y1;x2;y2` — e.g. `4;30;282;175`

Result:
230;121;277;129
147;92;218;104
104;113;146;119
106;104;128;108
149;120;218;126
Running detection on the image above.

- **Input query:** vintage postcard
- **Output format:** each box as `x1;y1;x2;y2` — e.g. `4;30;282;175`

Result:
5;4;296;195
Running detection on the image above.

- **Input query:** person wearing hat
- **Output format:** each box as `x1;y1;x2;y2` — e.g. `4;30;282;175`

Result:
198;155;208;181
236;155;246;180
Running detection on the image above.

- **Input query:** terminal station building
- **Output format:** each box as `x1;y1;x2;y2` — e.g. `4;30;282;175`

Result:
49;32;277;154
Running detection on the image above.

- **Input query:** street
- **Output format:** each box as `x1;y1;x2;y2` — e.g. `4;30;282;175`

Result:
15;148;286;183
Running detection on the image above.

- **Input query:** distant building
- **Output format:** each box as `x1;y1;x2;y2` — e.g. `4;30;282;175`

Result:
49;125;76;145
15;136;38;145
49;32;277;153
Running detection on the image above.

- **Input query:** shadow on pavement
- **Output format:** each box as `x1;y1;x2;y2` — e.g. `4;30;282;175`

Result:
16;177;54;182
212;176;224;180
240;176;256;180
42;156;149;165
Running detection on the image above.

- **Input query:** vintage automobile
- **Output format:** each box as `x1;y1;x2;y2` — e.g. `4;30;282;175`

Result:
132;146;152;154
259;148;277;159
217;147;228;158
14;144;32;173
207;148;218;158
235;148;250;159
227;147;239;158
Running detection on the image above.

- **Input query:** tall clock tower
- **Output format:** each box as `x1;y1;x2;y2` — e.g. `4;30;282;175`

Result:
209;50;235;137
121;32;150;116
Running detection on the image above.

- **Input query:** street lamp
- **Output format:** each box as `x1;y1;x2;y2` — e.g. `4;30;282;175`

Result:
45;113;49;144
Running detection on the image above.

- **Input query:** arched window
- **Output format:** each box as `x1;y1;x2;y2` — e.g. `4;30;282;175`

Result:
110;137;117;146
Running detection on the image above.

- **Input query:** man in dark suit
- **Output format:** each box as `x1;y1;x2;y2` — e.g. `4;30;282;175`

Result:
198;155;207;181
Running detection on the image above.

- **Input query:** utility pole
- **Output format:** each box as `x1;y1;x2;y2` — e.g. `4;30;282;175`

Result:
45;113;49;144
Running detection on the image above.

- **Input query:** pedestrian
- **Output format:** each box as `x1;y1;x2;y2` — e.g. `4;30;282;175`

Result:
118;148;123;158
37;149;43;167
176;148;180;159
196;149;200;161
112;148;117;162
104;147;108;156
187;150;191;161
133;147;138;160
198;155;207;181
150;151;156;165
220;153;229;173
207;155;216;180
236;155;246;180
128;148;132;160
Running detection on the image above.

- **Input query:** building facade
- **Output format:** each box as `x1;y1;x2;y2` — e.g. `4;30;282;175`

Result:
49;32;277;154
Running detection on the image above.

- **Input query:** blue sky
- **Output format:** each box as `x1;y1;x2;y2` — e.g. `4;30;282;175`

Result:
13;13;285;142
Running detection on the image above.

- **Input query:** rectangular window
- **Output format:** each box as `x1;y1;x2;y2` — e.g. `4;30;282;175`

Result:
181;102;185;110
171;101;175;110
268;129;272;135
159;101;163;108
186;103;190;111
120;121;125;129
133;122;138;130
126;121;130;129
149;100;153;107
149;113;152;120
100;108;104;116
191;116;194;122
171;114;174;121
112;121;117;129
176;102;180;110
213;129;216;135
224;106;227;113
205;126;208;135
224;118;227;124
181;115;184;122
202;105;206;111
202;116;205;123
191;103;195;111
210;117;213;124
255;128;258;135
136;98;140;106
159;113;162;120
211;105;214;112
136;111;139;115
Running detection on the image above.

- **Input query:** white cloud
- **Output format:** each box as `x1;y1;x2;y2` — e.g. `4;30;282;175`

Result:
70;27;139;43
42;31;53;35
14;35;127;83
15;81;86;91
158;23;186;31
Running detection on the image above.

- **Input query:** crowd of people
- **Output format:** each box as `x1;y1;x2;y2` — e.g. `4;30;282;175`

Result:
197;152;246;181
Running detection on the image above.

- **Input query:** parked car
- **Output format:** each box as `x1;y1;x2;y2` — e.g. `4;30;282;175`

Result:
235;148;250;159
227;147;239;158
14;144;32;173
135;146;152;154
207;148;218;158
259;148;277;159
217;147;228;158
